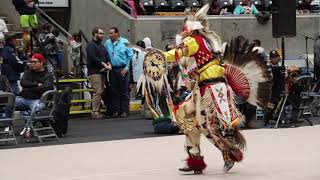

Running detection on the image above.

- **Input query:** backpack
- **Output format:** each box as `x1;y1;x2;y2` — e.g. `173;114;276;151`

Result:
51;87;72;137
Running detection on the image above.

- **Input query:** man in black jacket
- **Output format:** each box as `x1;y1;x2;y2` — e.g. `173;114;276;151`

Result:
16;53;54;131
1;32;26;95
86;27;111;119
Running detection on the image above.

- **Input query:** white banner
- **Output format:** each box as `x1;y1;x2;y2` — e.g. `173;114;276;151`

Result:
37;0;69;7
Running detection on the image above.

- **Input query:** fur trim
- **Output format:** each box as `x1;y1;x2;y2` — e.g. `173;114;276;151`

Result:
187;155;207;171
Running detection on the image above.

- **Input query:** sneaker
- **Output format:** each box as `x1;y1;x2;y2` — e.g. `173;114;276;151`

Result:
20;127;27;136
119;112;128;118
4;126;10;132
91;113;106;119
111;112;120;118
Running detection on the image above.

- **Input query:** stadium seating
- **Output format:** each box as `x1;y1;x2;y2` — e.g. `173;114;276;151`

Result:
169;0;186;12
185;0;201;8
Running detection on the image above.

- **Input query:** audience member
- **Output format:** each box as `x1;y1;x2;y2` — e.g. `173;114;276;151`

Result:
233;0;259;15
104;27;133;118
1;32;26;95
12;0;38;53
86;27;111;119
143;37;153;50
127;0;146;18
131;40;145;99
0;18;8;40
38;24;60;73
207;0;221;15
314;35;320;81
16;53;54;136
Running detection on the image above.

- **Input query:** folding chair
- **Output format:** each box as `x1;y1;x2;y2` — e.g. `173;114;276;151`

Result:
0;93;17;145
169;0;186;12
154;0;171;12
26;90;59;143
296;75;314;117
185;0;201;8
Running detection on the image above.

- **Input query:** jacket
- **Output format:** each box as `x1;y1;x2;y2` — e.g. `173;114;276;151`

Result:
0;43;26;82
19;68;54;100
86;39;109;76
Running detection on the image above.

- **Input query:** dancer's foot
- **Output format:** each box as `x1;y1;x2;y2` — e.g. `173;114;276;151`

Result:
223;161;234;172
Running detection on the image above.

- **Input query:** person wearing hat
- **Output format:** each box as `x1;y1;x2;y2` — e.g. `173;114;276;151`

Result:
0;32;26;95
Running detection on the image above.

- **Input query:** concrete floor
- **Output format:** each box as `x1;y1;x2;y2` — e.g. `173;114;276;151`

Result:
0;125;319;180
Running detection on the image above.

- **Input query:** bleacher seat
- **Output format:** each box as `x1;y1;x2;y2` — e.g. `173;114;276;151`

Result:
169;0;186;12
141;0;155;15
199;0;210;6
154;0;171;12
233;0;243;6
185;0;201;8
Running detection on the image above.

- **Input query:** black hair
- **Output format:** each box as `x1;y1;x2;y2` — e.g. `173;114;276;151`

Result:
136;40;145;48
52;29;60;37
252;39;261;47
92;27;102;36
109;27;119;33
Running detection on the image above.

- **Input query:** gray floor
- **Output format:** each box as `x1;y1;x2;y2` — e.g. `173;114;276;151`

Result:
0;125;319;180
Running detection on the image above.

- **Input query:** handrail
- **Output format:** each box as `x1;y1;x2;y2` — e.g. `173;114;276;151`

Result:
79;30;89;44
35;6;72;38
119;0;132;15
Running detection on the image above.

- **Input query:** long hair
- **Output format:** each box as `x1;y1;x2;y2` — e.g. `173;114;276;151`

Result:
134;0;145;15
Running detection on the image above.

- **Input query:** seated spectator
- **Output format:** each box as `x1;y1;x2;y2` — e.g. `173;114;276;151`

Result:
233;0;259;15
207;0;221;15
16;53;54;136
127;0;146;18
1;32;26;95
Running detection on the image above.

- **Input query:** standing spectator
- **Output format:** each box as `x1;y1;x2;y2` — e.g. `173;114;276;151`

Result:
105;27;133;118
131;40;145;99
0;18;8;40
127;0;146;18
12;0;38;54
233;0;259;15
314;35;320;81
1;32;26;95
38;24;60;73
251;39;268;62
16;53;54;136
86;27;111;119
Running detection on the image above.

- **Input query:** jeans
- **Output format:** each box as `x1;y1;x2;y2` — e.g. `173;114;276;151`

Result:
15;96;42;127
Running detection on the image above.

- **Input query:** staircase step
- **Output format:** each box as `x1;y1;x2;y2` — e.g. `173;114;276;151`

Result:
6;24;20;31
58;89;93;93
34;127;53;131
0;16;8;23
0;138;16;142
56;78;88;83
38;134;57;139
71;99;93;103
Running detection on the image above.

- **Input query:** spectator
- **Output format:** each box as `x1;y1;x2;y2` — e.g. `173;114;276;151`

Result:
12;0;38;54
143;37;153;50
16;53;54;136
111;0;120;6
127;0;146;18
105;27;133;118
38;23;60;73
251;39;268;62
86;27;111;119
207;0;221;15
314;35;320;81
0;18;8;40
233;0;259;15
131;40;145;99
1;32;26;95
52;29;64;72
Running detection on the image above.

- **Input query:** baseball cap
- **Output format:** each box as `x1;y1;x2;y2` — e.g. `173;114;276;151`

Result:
269;50;280;59
31;53;45;62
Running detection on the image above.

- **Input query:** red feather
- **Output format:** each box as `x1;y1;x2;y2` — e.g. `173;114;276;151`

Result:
186;156;207;171
224;64;250;100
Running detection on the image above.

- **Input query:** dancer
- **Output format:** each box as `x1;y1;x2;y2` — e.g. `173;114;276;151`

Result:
137;4;272;174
